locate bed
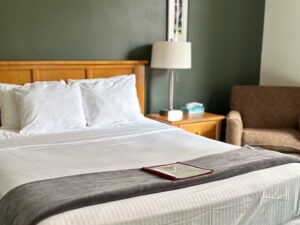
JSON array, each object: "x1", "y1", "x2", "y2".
[{"x1": 0, "y1": 61, "x2": 300, "y2": 225}]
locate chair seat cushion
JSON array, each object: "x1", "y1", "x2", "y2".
[{"x1": 242, "y1": 128, "x2": 300, "y2": 153}]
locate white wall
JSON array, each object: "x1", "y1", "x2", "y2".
[{"x1": 260, "y1": 0, "x2": 300, "y2": 86}]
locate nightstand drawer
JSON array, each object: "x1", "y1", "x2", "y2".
[
  {"x1": 146, "y1": 113, "x2": 224, "y2": 141},
  {"x1": 179, "y1": 121, "x2": 219, "y2": 140}
]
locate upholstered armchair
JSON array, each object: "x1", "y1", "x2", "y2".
[{"x1": 226, "y1": 86, "x2": 300, "y2": 153}]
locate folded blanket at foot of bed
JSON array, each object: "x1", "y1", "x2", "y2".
[{"x1": 1, "y1": 147, "x2": 299, "y2": 225}]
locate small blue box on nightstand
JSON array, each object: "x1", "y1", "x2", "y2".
[{"x1": 181, "y1": 105, "x2": 205, "y2": 114}]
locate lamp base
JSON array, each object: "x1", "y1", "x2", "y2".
[{"x1": 160, "y1": 109, "x2": 183, "y2": 122}]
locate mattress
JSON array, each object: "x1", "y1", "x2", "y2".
[{"x1": 0, "y1": 118, "x2": 300, "y2": 225}]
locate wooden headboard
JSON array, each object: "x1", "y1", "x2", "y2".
[{"x1": 0, "y1": 60, "x2": 147, "y2": 113}]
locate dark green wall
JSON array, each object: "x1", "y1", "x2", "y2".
[{"x1": 0, "y1": 0, "x2": 265, "y2": 114}]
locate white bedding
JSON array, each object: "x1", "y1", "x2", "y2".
[{"x1": 0, "y1": 118, "x2": 300, "y2": 225}]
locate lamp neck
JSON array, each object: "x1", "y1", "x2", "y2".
[{"x1": 168, "y1": 69, "x2": 174, "y2": 110}]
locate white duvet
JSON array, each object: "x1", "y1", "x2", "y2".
[{"x1": 0, "y1": 118, "x2": 300, "y2": 225}]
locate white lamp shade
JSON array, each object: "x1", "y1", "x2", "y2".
[{"x1": 151, "y1": 41, "x2": 192, "y2": 69}]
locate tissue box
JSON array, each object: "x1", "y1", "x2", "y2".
[{"x1": 181, "y1": 106, "x2": 205, "y2": 114}]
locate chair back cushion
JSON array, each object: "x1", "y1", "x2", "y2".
[{"x1": 231, "y1": 86, "x2": 300, "y2": 128}]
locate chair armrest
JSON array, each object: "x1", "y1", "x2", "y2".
[{"x1": 226, "y1": 110, "x2": 243, "y2": 146}]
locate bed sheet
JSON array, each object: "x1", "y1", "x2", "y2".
[{"x1": 0, "y1": 118, "x2": 299, "y2": 225}]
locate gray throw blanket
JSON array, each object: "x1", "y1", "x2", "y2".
[{"x1": 1, "y1": 147, "x2": 299, "y2": 225}]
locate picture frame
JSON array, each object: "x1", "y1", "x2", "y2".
[{"x1": 168, "y1": 0, "x2": 189, "y2": 42}]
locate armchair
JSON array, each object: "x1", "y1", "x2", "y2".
[{"x1": 226, "y1": 86, "x2": 300, "y2": 153}]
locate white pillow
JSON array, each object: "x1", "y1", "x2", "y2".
[
  {"x1": 14, "y1": 83, "x2": 86, "y2": 135},
  {"x1": 0, "y1": 81, "x2": 66, "y2": 129},
  {"x1": 80, "y1": 75, "x2": 143, "y2": 127},
  {"x1": 68, "y1": 74, "x2": 129, "y2": 84},
  {"x1": 0, "y1": 84, "x2": 21, "y2": 129},
  {"x1": 24, "y1": 81, "x2": 66, "y2": 88}
]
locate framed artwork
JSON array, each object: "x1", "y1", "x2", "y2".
[{"x1": 168, "y1": 0, "x2": 189, "y2": 42}]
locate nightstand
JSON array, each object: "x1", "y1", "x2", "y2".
[{"x1": 147, "y1": 113, "x2": 225, "y2": 141}]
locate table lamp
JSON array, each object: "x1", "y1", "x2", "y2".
[{"x1": 151, "y1": 41, "x2": 192, "y2": 121}]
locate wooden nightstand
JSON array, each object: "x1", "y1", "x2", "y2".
[{"x1": 147, "y1": 113, "x2": 225, "y2": 140}]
